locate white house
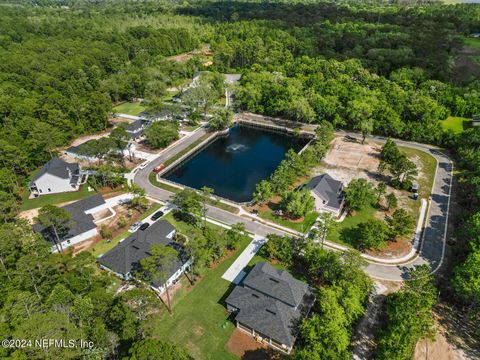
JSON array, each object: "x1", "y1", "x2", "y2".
[
  {"x1": 29, "y1": 157, "x2": 87, "y2": 197},
  {"x1": 305, "y1": 173, "x2": 345, "y2": 217},
  {"x1": 98, "y1": 220, "x2": 192, "y2": 294},
  {"x1": 33, "y1": 194, "x2": 107, "y2": 252}
]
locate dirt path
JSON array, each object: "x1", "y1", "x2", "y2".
[{"x1": 352, "y1": 281, "x2": 401, "y2": 360}]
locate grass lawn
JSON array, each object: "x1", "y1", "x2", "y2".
[
  {"x1": 463, "y1": 36, "x2": 480, "y2": 49},
  {"x1": 257, "y1": 208, "x2": 318, "y2": 233},
  {"x1": 148, "y1": 172, "x2": 240, "y2": 214},
  {"x1": 440, "y1": 116, "x2": 472, "y2": 133},
  {"x1": 20, "y1": 184, "x2": 95, "y2": 211},
  {"x1": 164, "y1": 132, "x2": 211, "y2": 167},
  {"x1": 328, "y1": 205, "x2": 377, "y2": 247},
  {"x1": 113, "y1": 102, "x2": 146, "y2": 116},
  {"x1": 91, "y1": 203, "x2": 162, "y2": 257},
  {"x1": 148, "y1": 218, "x2": 252, "y2": 360}
]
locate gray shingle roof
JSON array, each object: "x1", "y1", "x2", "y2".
[
  {"x1": 242, "y1": 262, "x2": 309, "y2": 308},
  {"x1": 33, "y1": 194, "x2": 105, "y2": 243},
  {"x1": 227, "y1": 286, "x2": 300, "y2": 347},
  {"x1": 305, "y1": 173, "x2": 343, "y2": 210},
  {"x1": 30, "y1": 157, "x2": 79, "y2": 184},
  {"x1": 126, "y1": 120, "x2": 148, "y2": 133},
  {"x1": 98, "y1": 220, "x2": 184, "y2": 280},
  {"x1": 225, "y1": 262, "x2": 314, "y2": 348}
]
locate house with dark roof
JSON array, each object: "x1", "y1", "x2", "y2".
[
  {"x1": 473, "y1": 115, "x2": 480, "y2": 127},
  {"x1": 126, "y1": 119, "x2": 150, "y2": 139},
  {"x1": 98, "y1": 220, "x2": 192, "y2": 294},
  {"x1": 225, "y1": 262, "x2": 315, "y2": 354},
  {"x1": 33, "y1": 194, "x2": 107, "y2": 252},
  {"x1": 29, "y1": 157, "x2": 88, "y2": 197},
  {"x1": 305, "y1": 173, "x2": 345, "y2": 217}
]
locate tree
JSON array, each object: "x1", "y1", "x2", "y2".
[
  {"x1": 0, "y1": 191, "x2": 18, "y2": 223},
  {"x1": 279, "y1": 189, "x2": 315, "y2": 219},
  {"x1": 355, "y1": 219, "x2": 390, "y2": 250},
  {"x1": 315, "y1": 212, "x2": 334, "y2": 248},
  {"x1": 36, "y1": 205, "x2": 71, "y2": 252},
  {"x1": 253, "y1": 180, "x2": 272, "y2": 203},
  {"x1": 110, "y1": 126, "x2": 130, "y2": 165},
  {"x1": 375, "y1": 265, "x2": 437, "y2": 360},
  {"x1": 139, "y1": 244, "x2": 179, "y2": 314},
  {"x1": 129, "y1": 184, "x2": 149, "y2": 211},
  {"x1": 389, "y1": 154, "x2": 418, "y2": 188},
  {"x1": 385, "y1": 192, "x2": 398, "y2": 210},
  {"x1": 200, "y1": 186, "x2": 214, "y2": 228},
  {"x1": 144, "y1": 121, "x2": 179, "y2": 149},
  {"x1": 344, "y1": 179, "x2": 377, "y2": 211},
  {"x1": 387, "y1": 209, "x2": 415, "y2": 238},
  {"x1": 261, "y1": 234, "x2": 295, "y2": 267},
  {"x1": 171, "y1": 189, "x2": 203, "y2": 225},
  {"x1": 225, "y1": 223, "x2": 247, "y2": 250},
  {"x1": 127, "y1": 338, "x2": 193, "y2": 360},
  {"x1": 209, "y1": 108, "x2": 233, "y2": 131},
  {"x1": 376, "y1": 182, "x2": 387, "y2": 203},
  {"x1": 348, "y1": 99, "x2": 374, "y2": 144}
]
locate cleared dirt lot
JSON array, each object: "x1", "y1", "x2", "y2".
[{"x1": 319, "y1": 136, "x2": 427, "y2": 216}]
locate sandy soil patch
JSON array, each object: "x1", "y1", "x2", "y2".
[
  {"x1": 226, "y1": 329, "x2": 280, "y2": 359},
  {"x1": 69, "y1": 130, "x2": 111, "y2": 147},
  {"x1": 18, "y1": 208, "x2": 39, "y2": 223}
]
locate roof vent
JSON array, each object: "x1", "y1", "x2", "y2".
[
  {"x1": 132, "y1": 245, "x2": 140, "y2": 250},
  {"x1": 266, "y1": 309, "x2": 276, "y2": 315},
  {"x1": 251, "y1": 293, "x2": 259, "y2": 299},
  {"x1": 269, "y1": 277, "x2": 280, "y2": 284}
]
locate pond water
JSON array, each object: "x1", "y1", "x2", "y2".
[{"x1": 163, "y1": 124, "x2": 309, "y2": 202}]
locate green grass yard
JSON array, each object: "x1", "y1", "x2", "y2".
[
  {"x1": 327, "y1": 205, "x2": 377, "y2": 247},
  {"x1": 20, "y1": 184, "x2": 95, "y2": 211},
  {"x1": 113, "y1": 102, "x2": 146, "y2": 116},
  {"x1": 148, "y1": 217, "x2": 252, "y2": 360},
  {"x1": 440, "y1": 116, "x2": 472, "y2": 133},
  {"x1": 257, "y1": 209, "x2": 318, "y2": 233},
  {"x1": 164, "y1": 132, "x2": 212, "y2": 167},
  {"x1": 463, "y1": 36, "x2": 480, "y2": 49}
]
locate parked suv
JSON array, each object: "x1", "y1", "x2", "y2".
[
  {"x1": 151, "y1": 210, "x2": 164, "y2": 221},
  {"x1": 139, "y1": 222, "x2": 150, "y2": 231}
]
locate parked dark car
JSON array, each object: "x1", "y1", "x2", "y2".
[
  {"x1": 151, "y1": 210, "x2": 164, "y2": 221},
  {"x1": 139, "y1": 223, "x2": 150, "y2": 231}
]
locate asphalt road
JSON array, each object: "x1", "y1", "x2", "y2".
[{"x1": 134, "y1": 130, "x2": 453, "y2": 281}]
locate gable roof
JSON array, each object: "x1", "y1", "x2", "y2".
[
  {"x1": 98, "y1": 220, "x2": 182, "y2": 278},
  {"x1": 242, "y1": 262, "x2": 309, "y2": 308},
  {"x1": 30, "y1": 157, "x2": 79, "y2": 184},
  {"x1": 305, "y1": 173, "x2": 343, "y2": 210},
  {"x1": 33, "y1": 194, "x2": 105, "y2": 243},
  {"x1": 126, "y1": 119, "x2": 148, "y2": 133}
]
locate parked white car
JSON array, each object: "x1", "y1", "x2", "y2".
[{"x1": 129, "y1": 221, "x2": 142, "y2": 232}]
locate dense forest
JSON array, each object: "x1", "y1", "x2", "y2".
[{"x1": 0, "y1": 0, "x2": 479, "y2": 358}]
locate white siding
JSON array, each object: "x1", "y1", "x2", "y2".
[
  {"x1": 32, "y1": 173, "x2": 77, "y2": 195},
  {"x1": 51, "y1": 227, "x2": 98, "y2": 252}
]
